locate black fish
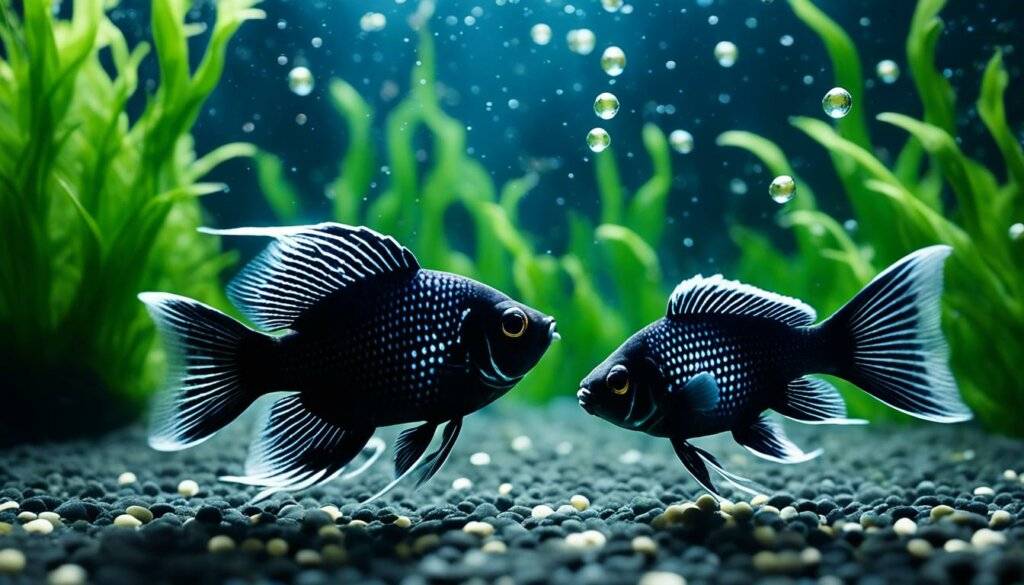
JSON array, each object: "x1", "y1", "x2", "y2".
[
  {"x1": 140, "y1": 223, "x2": 557, "y2": 502},
  {"x1": 577, "y1": 246, "x2": 971, "y2": 496}
]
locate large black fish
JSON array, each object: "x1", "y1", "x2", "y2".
[
  {"x1": 140, "y1": 223, "x2": 557, "y2": 501},
  {"x1": 577, "y1": 246, "x2": 971, "y2": 496}
]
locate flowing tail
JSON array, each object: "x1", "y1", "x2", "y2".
[
  {"x1": 818, "y1": 245, "x2": 972, "y2": 422},
  {"x1": 139, "y1": 293, "x2": 277, "y2": 451}
]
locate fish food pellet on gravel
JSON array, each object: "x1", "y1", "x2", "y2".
[{"x1": 0, "y1": 404, "x2": 1021, "y2": 584}]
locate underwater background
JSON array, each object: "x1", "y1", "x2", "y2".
[
  {"x1": 2, "y1": 1, "x2": 1024, "y2": 584},
  {"x1": 3, "y1": 0, "x2": 1022, "y2": 441}
]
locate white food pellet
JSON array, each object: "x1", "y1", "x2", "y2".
[
  {"x1": 0, "y1": 501, "x2": 18, "y2": 512},
  {"x1": 482, "y1": 540, "x2": 507, "y2": 554},
  {"x1": 893, "y1": 517, "x2": 917, "y2": 536},
  {"x1": 47, "y1": 563, "x2": 87, "y2": 585},
  {"x1": 990, "y1": 510, "x2": 1013, "y2": 528},
  {"x1": 511, "y1": 435, "x2": 532, "y2": 452},
  {"x1": 973, "y1": 486, "x2": 995, "y2": 497},
  {"x1": 0, "y1": 549, "x2": 27, "y2": 573},
  {"x1": 24, "y1": 518, "x2": 55, "y2": 534},
  {"x1": 113, "y1": 515, "x2": 141, "y2": 529},
  {"x1": 531, "y1": 505, "x2": 555, "y2": 519},
  {"x1": 462, "y1": 521, "x2": 495, "y2": 537},
  {"x1": 117, "y1": 472, "x2": 137, "y2": 486},
  {"x1": 971, "y1": 528, "x2": 1007, "y2": 549},
  {"x1": 498, "y1": 483, "x2": 513, "y2": 495},
  {"x1": 451, "y1": 477, "x2": 473, "y2": 490},
  {"x1": 177, "y1": 479, "x2": 200, "y2": 497},
  {"x1": 631, "y1": 535, "x2": 658, "y2": 555},
  {"x1": 469, "y1": 452, "x2": 491, "y2": 466},
  {"x1": 570, "y1": 494, "x2": 590, "y2": 511},
  {"x1": 638, "y1": 571, "x2": 686, "y2": 585}
]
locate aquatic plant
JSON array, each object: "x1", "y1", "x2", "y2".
[
  {"x1": 255, "y1": 27, "x2": 674, "y2": 403},
  {"x1": 0, "y1": 0, "x2": 261, "y2": 441},
  {"x1": 717, "y1": 0, "x2": 1023, "y2": 434}
]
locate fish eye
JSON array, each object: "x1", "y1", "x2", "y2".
[
  {"x1": 501, "y1": 307, "x2": 528, "y2": 338},
  {"x1": 606, "y1": 364, "x2": 630, "y2": 395}
]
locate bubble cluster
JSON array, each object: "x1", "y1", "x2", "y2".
[
  {"x1": 359, "y1": 12, "x2": 386, "y2": 32},
  {"x1": 769, "y1": 175, "x2": 796, "y2": 204},
  {"x1": 822, "y1": 87, "x2": 853, "y2": 119},
  {"x1": 288, "y1": 66, "x2": 314, "y2": 96},
  {"x1": 587, "y1": 128, "x2": 611, "y2": 153},
  {"x1": 593, "y1": 92, "x2": 620, "y2": 120},
  {"x1": 876, "y1": 60, "x2": 900, "y2": 84},
  {"x1": 714, "y1": 41, "x2": 738, "y2": 68},
  {"x1": 669, "y1": 130, "x2": 694, "y2": 154},
  {"x1": 601, "y1": 46, "x2": 626, "y2": 76},
  {"x1": 567, "y1": 28, "x2": 596, "y2": 55},
  {"x1": 531, "y1": 23, "x2": 552, "y2": 45}
]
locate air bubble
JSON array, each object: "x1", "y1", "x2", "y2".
[
  {"x1": 669, "y1": 130, "x2": 694, "y2": 154},
  {"x1": 876, "y1": 60, "x2": 900, "y2": 84},
  {"x1": 822, "y1": 87, "x2": 853, "y2": 119},
  {"x1": 714, "y1": 41, "x2": 738, "y2": 67},
  {"x1": 601, "y1": 46, "x2": 626, "y2": 76},
  {"x1": 531, "y1": 23, "x2": 552, "y2": 45},
  {"x1": 1010, "y1": 222, "x2": 1024, "y2": 241},
  {"x1": 567, "y1": 28, "x2": 596, "y2": 55},
  {"x1": 359, "y1": 12, "x2": 387, "y2": 32},
  {"x1": 769, "y1": 175, "x2": 796, "y2": 204},
  {"x1": 593, "y1": 92, "x2": 620, "y2": 120},
  {"x1": 601, "y1": 0, "x2": 623, "y2": 12},
  {"x1": 587, "y1": 128, "x2": 611, "y2": 153},
  {"x1": 288, "y1": 66, "x2": 314, "y2": 96}
]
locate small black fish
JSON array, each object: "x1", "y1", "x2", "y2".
[
  {"x1": 577, "y1": 246, "x2": 971, "y2": 496},
  {"x1": 140, "y1": 223, "x2": 557, "y2": 501}
]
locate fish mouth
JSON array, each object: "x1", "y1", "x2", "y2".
[
  {"x1": 576, "y1": 386, "x2": 594, "y2": 414},
  {"x1": 547, "y1": 319, "x2": 560, "y2": 341}
]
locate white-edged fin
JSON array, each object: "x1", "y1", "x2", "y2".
[
  {"x1": 201, "y1": 223, "x2": 419, "y2": 331},
  {"x1": 776, "y1": 377, "x2": 867, "y2": 425},
  {"x1": 669, "y1": 438, "x2": 764, "y2": 499},
  {"x1": 361, "y1": 417, "x2": 463, "y2": 504},
  {"x1": 823, "y1": 245, "x2": 972, "y2": 423},
  {"x1": 667, "y1": 275, "x2": 816, "y2": 327},
  {"x1": 732, "y1": 415, "x2": 822, "y2": 464},
  {"x1": 139, "y1": 292, "x2": 266, "y2": 451},
  {"x1": 219, "y1": 394, "x2": 375, "y2": 503}
]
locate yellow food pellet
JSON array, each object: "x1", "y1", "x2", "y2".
[
  {"x1": 266, "y1": 538, "x2": 289, "y2": 557},
  {"x1": 295, "y1": 549, "x2": 321, "y2": 566},
  {"x1": 570, "y1": 495, "x2": 590, "y2": 511},
  {"x1": 177, "y1": 479, "x2": 200, "y2": 497},
  {"x1": 0, "y1": 549, "x2": 27, "y2": 574},
  {"x1": 393, "y1": 515, "x2": 412, "y2": 529},
  {"x1": 47, "y1": 563, "x2": 87, "y2": 585},
  {"x1": 631, "y1": 535, "x2": 658, "y2": 555},
  {"x1": 462, "y1": 521, "x2": 495, "y2": 538},
  {"x1": 482, "y1": 540, "x2": 508, "y2": 554},
  {"x1": 113, "y1": 515, "x2": 141, "y2": 529},
  {"x1": 207, "y1": 535, "x2": 236, "y2": 553},
  {"x1": 125, "y1": 506, "x2": 153, "y2": 524}
]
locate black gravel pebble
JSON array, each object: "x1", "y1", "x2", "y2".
[{"x1": 0, "y1": 402, "x2": 1022, "y2": 585}]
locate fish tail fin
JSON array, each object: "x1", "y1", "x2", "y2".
[
  {"x1": 817, "y1": 245, "x2": 972, "y2": 423},
  {"x1": 139, "y1": 292, "x2": 277, "y2": 451}
]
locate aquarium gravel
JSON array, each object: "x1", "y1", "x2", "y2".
[{"x1": 0, "y1": 403, "x2": 1021, "y2": 585}]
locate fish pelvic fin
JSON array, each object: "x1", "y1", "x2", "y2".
[
  {"x1": 139, "y1": 292, "x2": 276, "y2": 451},
  {"x1": 815, "y1": 245, "x2": 973, "y2": 423},
  {"x1": 669, "y1": 438, "x2": 765, "y2": 499}
]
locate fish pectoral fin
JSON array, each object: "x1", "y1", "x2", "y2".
[
  {"x1": 775, "y1": 376, "x2": 868, "y2": 425},
  {"x1": 394, "y1": 422, "x2": 438, "y2": 478},
  {"x1": 681, "y1": 372, "x2": 721, "y2": 413},
  {"x1": 219, "y1": 394, "x2": 376, "y2": 503},
  {"x1": 732, "y1": 415, "x2": 822, "y2": 464}
]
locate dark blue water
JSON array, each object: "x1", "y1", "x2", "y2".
[{"x1": 112, "y1": 0, "x2": 1022, "y2": 277}]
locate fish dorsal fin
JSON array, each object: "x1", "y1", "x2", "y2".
[
  {"x1": 666, "y1": 275, "x2": 816, "y2": 327},
  {"x1": 202, "y1": 223, "x2": 420, "y2": 331}
]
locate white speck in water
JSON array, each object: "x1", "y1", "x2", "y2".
[
  {"x1": 876, "y1": 59, "x2": 900, "y2": 84},
  {"x1": 288, "y1": 66, "x2": 314, "y2": 96},
  {"x1": 511, "y1": 435, "x2": 533, "y2": 452},
  {"x1": 469, "y1": 452, "x2": 491, "y2": 466},
  {"x1": 601, "y1": 0, "x2": 623, "y2": 13},
  {"x1": 730, "y1": 178, "x2": 748, "y2": 195},
  {"x1": 600, "y1": 46, "x2": 626, "y2": 76},
  {"x1": 714, "y1": 41, "x2": 738, "y2": 67},
  {"x1": 531, "y1": 23, "x2": 552, "y2": 45},
  {"x1": 665, "y1": 60, "x2": 676, "y2": 70},
  {"x1": 822, "y1": 87, "x2": 853, "y2": 118},
  {"x1": 295, "y1": 113, "x2": 307, "y2": 125},
  {"x1": 277, "y1": 54, "x2": 288, "y2": 66},
  {"x1": 619, "y1": 449, "x2": 642, "y2": 464},
  {"x1": 359, "y1": 12, "x2": 387, "y2": 32},
  {"x1": 780, "y1": 34, "x2": 794, "y2": 47},
  {"x1": 566, "y1": 28, "x2": 596, "y2": 55},
  {"x1": 593, "y1": 92, "x2": 620, "y2": 120},
  {"x1": 311, "y1": 37, "x2": 322, "y2": 48},
  {"x1": 669, "y1": 129, "x2": 694, "y2": 154},
  {"x1": 507, "y1": 98, "x2": 520, "y2": 110},
  {"x1": 276, "y1": 19, "x2": 287, "y2": 30},
  {"x1": 555, "y1": 441, "x2": 574, "y2": 455},
  {"x1": 769, "y1": 175, "x2": 796, "y2": 204},
  {"x1": 1010, "y1": 222, "x2": 1024, "y2": 241},
  {"x1": 586, "y1": 127, "x2": 611, "y2": 153},
  {"x1": 242, "y1": 122, "x2": 255, "y2": 133}
]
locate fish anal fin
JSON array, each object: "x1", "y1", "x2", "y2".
[
  {"x1": 670, "y1": 437, "x2": 720, "y2": 495},
  {"x1": 414, "y1": 418, "x2": 463, "y2": 488},
  {"x1": 394, "y1": 422, "x2": 437, "y2": 478},
  {"x1": 776, "y1": 376, "x2": 867, "y2": 425},
  {"x1": 219, "y1": 394, "x2": 375, "y2": 502},
  {"x1": 732, "y1": 415, "x2": 822, "y2": 464}
]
